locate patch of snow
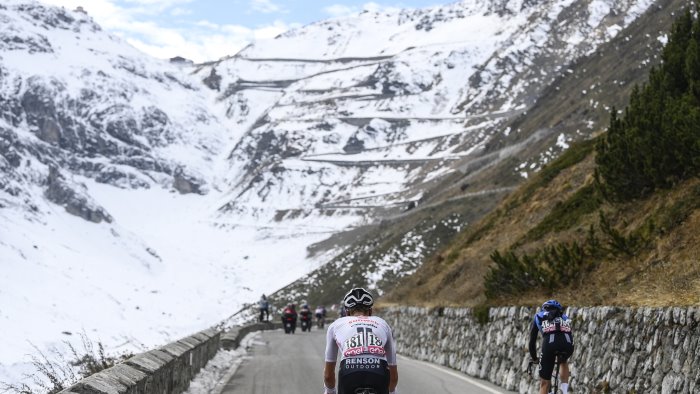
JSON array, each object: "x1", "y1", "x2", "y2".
[
  {"x1": 184, "y1": 331, "x2": 261, "y2": 394},
  {"x1": 556, "y1": 133, "x2": 570, "y2": 150}
]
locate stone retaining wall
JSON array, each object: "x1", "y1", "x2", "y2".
[
  {"x1": 55, "y1": 319, "x2": 288, "y2": 394},
  {"x1": 381, "y1": 306, "x2": 700, "y2": 393},
  {"x1": 221, "y1": 321, "x2": 281, "y2": 350},
  {"x1": 58, "y1": 327, "x2": 220, "y2": 394}
]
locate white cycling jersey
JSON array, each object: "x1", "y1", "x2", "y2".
[{"x1": 325, "y1": 315, "x2": 397, "y2": 366}]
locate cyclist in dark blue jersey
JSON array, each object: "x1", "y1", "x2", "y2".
[{"x1": 529, "y1": 300, "x2": 574, "y2": 394}]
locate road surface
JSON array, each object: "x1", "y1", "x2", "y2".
[{"x1": 221, "y1": 328, "x2": 514, "y2": 394}]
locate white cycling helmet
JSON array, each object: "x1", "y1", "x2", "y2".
[{"x1": 343, "y1": 287, "x2": 374, "y2": 309}]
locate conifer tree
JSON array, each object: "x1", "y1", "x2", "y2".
[{"x1": 596, "y1": 7, "x2": 700, "y2": 200}]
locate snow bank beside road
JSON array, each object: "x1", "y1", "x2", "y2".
[{"x1": 185, "y1": 332, "x2": 261, "y2": 394}]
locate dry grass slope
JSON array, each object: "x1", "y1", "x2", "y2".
[{"x1": 387, "y1": 138, "x2": 700, "y2": 307}]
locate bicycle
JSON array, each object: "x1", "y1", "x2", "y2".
[
  {"x1": 527, "y1": 352, "x2": 567, "y2": 394},
  {"x1": 353, "y1": 389, "x2": 377, "y2": 394}
]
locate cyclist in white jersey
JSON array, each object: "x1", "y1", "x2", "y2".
[{"x1": 323, "y1": 288, "x2": 398, "y2": 394}]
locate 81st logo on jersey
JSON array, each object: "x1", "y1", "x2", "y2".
[{"x1": 343, "y1": 328, "x2": 385, "y2": 357}]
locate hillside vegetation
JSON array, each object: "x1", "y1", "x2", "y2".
[
  {"x1": 388, "y1": 5, "x2": 700, "y2": 308},
  {"x1": 272, "y1": 0, "x2": 689, "y2": 309}
]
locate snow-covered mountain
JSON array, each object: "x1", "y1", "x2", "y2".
[
  {"x1": 0, "y1": 0, "x2": 348, "y2": 385},
  {"x1": 0, "y1": 0, "x2": 658, "y2": 386},
  {"x1": 196, "y1": 0, "x2": 655, "y2": 220}
]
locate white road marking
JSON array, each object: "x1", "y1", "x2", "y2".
[{"x1": 398, "y1": 355, "x2": 506, "y2": 394}]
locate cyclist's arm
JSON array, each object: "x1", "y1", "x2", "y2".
[
  {"x1": 324, "y1": 324, "x2": 338, "y2": 391},
  {"x1": 385, "y1": 324, "x2": 398, "y2": 392},
  {"x1": 528, "y1": 319, "x2": 539, "y2": 360},
  {"x1": 388, "y1": 365, "x2": 398, "y2": 393},
  {"x1": 323, "y1": 361, "x2": 336, "y2": 392}
]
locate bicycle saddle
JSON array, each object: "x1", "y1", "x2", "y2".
[{"x1": 354, "y1": 388, "x2": 378, "y2": 394}]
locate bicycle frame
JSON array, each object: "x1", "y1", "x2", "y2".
[
  {"x1": 526, "y1": 354, "x2": 564, "y2": 394},
  {"x1": 550, "y1": 355, "x2": 560, "y2": 394}
]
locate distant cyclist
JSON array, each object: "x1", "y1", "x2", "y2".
[
  {"x1": 323, "y1": 288, "x2": 398, "y2": 394},
  {"x1": 258, "y1": 294, "x2": 269, "y2": 322},
  {"x1": 315, "y1": 305, "x2": 327, "y2": 328},
  {"x1": 529, "y1": 300, "x2": 574, "y2": 394}
]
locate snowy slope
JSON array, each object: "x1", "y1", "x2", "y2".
[
  {"x1": 198, "y1": 0, "x2": 656, "y2": 221},
  {"x1": 0, "y1": 1, "x2": 352, "y2": 387},
  {"x1": 0, "y1": 0, "x2": 658, "y2": 388}
]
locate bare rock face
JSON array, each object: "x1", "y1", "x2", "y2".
[
  {"x1": 172, "y1": 167, "x2": 204, "y2": 195},
  {"x1": 0, "y1": 1, "x2": 231, "y2": 226},
  {"x1": 202, "y1": 68, "x2": 222, "y2": 91},
  {"x1": 20, "y1": 78, "x2": 63, "y2": 145},
  {"x1": 45, "y1": 166, "x2": 112, "y2": 223}
]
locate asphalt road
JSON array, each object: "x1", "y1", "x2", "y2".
[{"x1": 221, "y1": 328, "x2": 514, "y2": 394}]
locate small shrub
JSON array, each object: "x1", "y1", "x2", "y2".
[
  {"x1": 472, "y1": 304, "x2": 490, "y2": 325},
  {"x1": 486, "y1": 239, "x2": 596, "y2": 298},
  {"x1": 485, "y1": 250, "x2": 547, "y2": 298},
  {"x1": 598, "y1": 211, "x2": 642, "y2": 256},
  {"x1": 0, "y1": 333, "x2": 132, "y2": 394},
  {"x1": 585, "y1": 224, "x2": 603, "y2": 258}
]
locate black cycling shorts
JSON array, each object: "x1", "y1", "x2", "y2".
[
  {"x1": 539, "y1": 332, "x2": 574, "y2": 380},
  {"x1": 337, "y1": 358, "x2": 389, "y2": 394}
]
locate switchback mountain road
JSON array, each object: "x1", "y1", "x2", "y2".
[{"x1": 220, "y1": 328, "x2": 514, "y2": 394}]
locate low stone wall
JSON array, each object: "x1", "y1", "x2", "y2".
[
  {"x1": 221, "y1": 321, "x2": 281, "y2": 350},
  {"x1": 58, "y1": 327, "x2": 220, "y2": 394},
  {"x1": 57, "y1": 320, "x2": 286, "y2": 394},
  {"x1": 381, "y1": 306, "x2": 700, "y2": 393}
]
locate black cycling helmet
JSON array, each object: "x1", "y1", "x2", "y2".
[
  {"x1": 343, "y1": 287, "x2": 374, "y2": 309},
  {"x1": 542, "y1": 299, "x2": 563, "y2": 311}
]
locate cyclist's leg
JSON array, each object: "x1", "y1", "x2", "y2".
[
  {"x1": 558, "y1": 334, "x2": 574, "y2": 394},
  {"x1": 560, "y1": 362, "x2": 569, "y2": 386},
  {"x1": 558, "y1": 354, "x2": 573, "y2": 393},
  {"x1": 539, "y1": 335, "x2": 556, "y2": 394},
  {"x1": 538, "y1": 353, "x2": 552, "y2": 394}
]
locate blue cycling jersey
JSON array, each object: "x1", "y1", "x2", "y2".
[
  {"x1": 534, "y1": 311, "x2": 572, "y2": 334},
  {"x1": 529, "y1": 310, "x2": 574, "y2": 359}
]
